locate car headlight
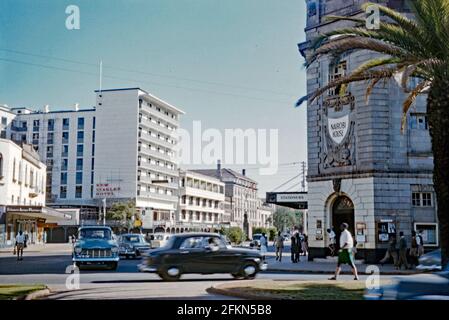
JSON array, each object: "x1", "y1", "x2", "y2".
[
  {"x1": 111, "y1": 247, "x2": 119, "y2": 253},
  {"x1": 74, "y1": 246, "x2": 82, "y2": 254}
]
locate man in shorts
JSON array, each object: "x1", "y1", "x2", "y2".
[{"x1": 329, "y1": 223, "x2": 359, "y2": 280}]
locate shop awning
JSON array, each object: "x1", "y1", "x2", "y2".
[{"x1": 5, "y1": 205, "x2": 72, "y2": 222}]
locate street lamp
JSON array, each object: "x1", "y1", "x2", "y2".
[{"x1": 102, "y1": 198, "x2": 106, "y2": 226}]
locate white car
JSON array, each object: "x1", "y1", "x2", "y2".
[{"x1": 150, "y1": 233, "x2": 171, "y2": 248}]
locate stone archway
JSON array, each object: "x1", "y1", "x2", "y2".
[{"x1": 331, "y1": 195, "x2": 355, "y2": 249}]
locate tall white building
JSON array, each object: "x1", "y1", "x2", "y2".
[
  {"x1": 2, "y1": 88, "x2": 184, "y2": 229},
  {"x1": 176, "y1": 170, "x2": 225, "y2": 233}
]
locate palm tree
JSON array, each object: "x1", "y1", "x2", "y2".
[{"x1": 299, "y1": 0, "x2": 449, "y2": 268}]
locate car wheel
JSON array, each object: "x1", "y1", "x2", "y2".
[
  {"x1": 239, "y1": 262, "x2": 258, "y2": 279},
  {"x1": 159, "y1": 266, "x2": 181, "y2": 281},
  {"x1": 231, "y1": 273, "x2": 244, "y2": 280}
]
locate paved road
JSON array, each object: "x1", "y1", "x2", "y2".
[{"x1": 0, "y1": 245, "x2": 398, "y2": 300}]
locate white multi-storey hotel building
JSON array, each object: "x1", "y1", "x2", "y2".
[{"x1": 1, "y1": 88, "x2": 184, "y2": 231}]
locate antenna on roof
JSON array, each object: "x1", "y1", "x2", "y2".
[{"x1": 99, "y1": 60, "x2": 103, "y2": 94}]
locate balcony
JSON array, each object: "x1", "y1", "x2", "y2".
[
  {"x1": 11, "y1": 126, "x2": 27, "y2": 132},
  {"x1": 139, "y1": 146, "x2": 174, "y2": 162},
  {"x1": 139, "y1": 118, "x2": 174, "y2": 136},
  {"x1": 139, "y1": 161, "x2": 178, "y2": 176},
  {"x1": 138, "y1": 175, "x2": 178, "y2": 189},
  {"x1": 139, "y1": 131, "x2": 175, "y2": 149},
  {"x1": 138, "y1": 190, "x2": 178, "y2": 203},
  {"x1": 139, "y1": 102, "x2": 179, "y2": 127}
]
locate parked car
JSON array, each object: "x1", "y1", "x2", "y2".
[
  {"x1": 250, "y1": 233, "x2": 262, "y2": 248},
  {"x1": 365, "y1": 268, "x2": 449, "y2": 300},
  {"x1": 417, "y1": 249, "x2": 442, "y2": 271},
  {"x1": 72, "y1": 226, "x2": 120, "y2": 270},
  {"x1": 138, "y1": 232, "x2": 267, "y2": 281},
  {"x1": 118, "y1": 233, "x2": 151, "y2": 259},
  {"x1": 150, "y1": 233, "x2": 171, "y2": 248}
]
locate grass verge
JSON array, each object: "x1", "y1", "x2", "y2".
[{"x1": 0, "y1": 284, "x2": 47, "y2": 300}]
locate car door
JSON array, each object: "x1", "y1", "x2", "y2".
[
  {"x1": 177, "y1": 236, "x2": 211, "y2": 273},
  {"x1": 200, "y1": 236, "x2": 236, "y2": 273}
]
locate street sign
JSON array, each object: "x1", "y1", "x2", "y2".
[{"x1": 266, "y1": 192, "x2": 308, "y2": 209}]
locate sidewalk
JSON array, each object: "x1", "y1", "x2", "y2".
[
  {"x1": 0, "y1": 243, "x2": 72, "y2": 255},
  {"x1": 264, "y1": 254, "x2": 420, "y2": 275}
]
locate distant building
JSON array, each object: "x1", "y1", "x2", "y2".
[
  {"x1": 193, "y1": 161, "x2": 258, "y2": 238},
  {"x1": 256, "y1": 199, "x2": 275, "y2": 229},
  {"x1": 175, "y1": 170, "x2": 225, "y2": 233},
  {"x1": 0, "y1": 138, "x2": 70, "y2": 246},
  {"x1": 1, "y1": 88, "x2": 185, "y2": 230}
]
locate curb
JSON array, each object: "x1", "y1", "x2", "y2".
[
  {"x1": 15, "y1": 288, "x2": 51, "y2": 301},
  {"x1": 265, "y1": 268, "x2": 420, "y2": 276},
  {"x1": 206, "y1": 286, "x2": 280, "y2": 300}
]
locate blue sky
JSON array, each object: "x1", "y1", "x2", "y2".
[{"x1": 0, "y1": 0, "x2": 308, "y2": 195}]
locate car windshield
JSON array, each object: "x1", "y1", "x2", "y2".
[
  {"x1": 79, "y1": 228, "x2": 112, "y2": 240},
  {"x1": 253, "y1": 235, "x2": 262, "y2": 240},
  {"x1": 123, "y1": 235, "x2": 144, "y2": 243}
]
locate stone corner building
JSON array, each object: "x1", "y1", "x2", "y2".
[{"x1": 299, "y1": 0, "x2": 438, "y2": 263}]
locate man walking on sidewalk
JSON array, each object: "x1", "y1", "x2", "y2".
[
  {"x1": 397, "y1": 231, "x2": 409, "y2": 270},
  {"x1": 15, "y1": 230, "x2": 25, "y2": 261},
  {"x1": 275, "y1": 231, "x2": 284, "y2": 262},
  {"x1": 380, "y1": 234, "x2": 398, "y2": 266},
  {"x1": 329, "y1": 223, "x2": 359, "y2": 280}
]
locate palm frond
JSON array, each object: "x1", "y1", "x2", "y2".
[{"x1": 401, "y1": 80, "x2": 431, "y2": 132}]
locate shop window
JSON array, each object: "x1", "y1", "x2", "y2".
[{"x1": 414, "y1": 223, "x2": 438, "y2": 246}]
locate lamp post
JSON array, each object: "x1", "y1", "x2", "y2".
[{"x1": 102, "y1": 198, "x2": 106, "y2": 226}]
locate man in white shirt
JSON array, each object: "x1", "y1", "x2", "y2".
[
  {"x1": 15, "y1": 230, "x2": 25, "y2": 261},
  {"x1": 329, "y1": 223, "x2": 359, "y2": 280}
]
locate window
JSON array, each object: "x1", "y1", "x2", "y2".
[
  {"x1": 76, "y1": 158, "x2": 83, "y2": 171},
  {"x1": 48, "y1": 119, "x2": 55, "y2": 131},
  {"x1": 409, "y1": 113, "x2": 428, "y2": 130},
  {"x1": 91, "y1": 171, "x2": 94, "y2": 184},
  {"x1": 0, "y1": 131, "x2": 6, "y2": 139},
  {"x1": 77, "y1": 117, "x2": 84, "y2": 130},
  {"x1": 77, "y1": 144, "x2": 84, "y2": 156},
  {"x1": 47, "y1": 132, "x2": 54, "y2": 144},
  {"x1": 92, "y1": 117, "x2": 96, "y2": 129},
  {"x1": 92, "y1": 144, "x2": 95, "y2": 156},
  {"x1": 62, "y1": 131, "x2": 69, "y2": 143},
  {"x1": 412, "y1": 192, "x2": 433, "y2": 207},
  {"x1": 91, "y1": 158, "x2": 94, "y2": 170},
  {"x1": 0, "y1": 153, "x2": 3, "y2": 177},
  {"x1": 61, "y1": 159, "x2": 68, "y2": 171},
  {"x1": 1, "y1": 117, "x2": 7, "y2": 125},
  {"x1": 47, "y1": 146, "x2": 53, "y2": 158},
  {"x1": 62, "y1": 118, "x2": 70, "y2": 130},
  {"x1": 62, "y1": 145, "x2": 69, "y2": 157},
  {"x1": 33, "y1": 120, "x2": 39, "y2": 132},
  {"x1": 75, "y1": 186, "x2": 82, "y2": 198},
  {"x1": 60, "y1": 186, "x2": 67, "y2": 198},
  {"x1": 32, "y1": 133, "x2": 39, "y2": 145},
  {"x1": 76, "y1": 172, "x2": 83, "y2": 184},
  {"x1": 414, "y1": 223, "x2": 438, "y2": 246},
  {"x1": 307, "y1": 1, "x2": 317, "y2": 17},
  {"x1": 77, "y1": 131, "x2": 84, "y2": 143},
  {"x1": 60, "y1": 172, "x2": 67, "y2": 185},
  {"x1": 92, "y1": 130, "x2": 95, "y2": 143},
  {"x1": 328, "y1": 61, "x2": 347, "y2": 96}
]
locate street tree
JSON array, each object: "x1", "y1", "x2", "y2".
[
  {"x1": 299, "y1": 0, "x2": 449, "y2": 268},
  {"x1": 106, "y1": 200, "x2": 139, "y2": 233}
]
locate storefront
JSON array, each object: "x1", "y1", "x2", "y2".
[{"x1": 1, "y1": 205, "x2": 71, "y2": 247}]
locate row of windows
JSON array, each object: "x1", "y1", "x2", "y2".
[
  {"x1": 139, "y1": 113, "x2": 176, "y2": 132},
  {"x1": 138, "y1": 142, "x2": 174, "y2": 158},
  {"x1": 23, "y1": 117, "x2": 94, "y2": 132},
  {"x1": 180, "y1": 210, "x2": 219, "y2": 222},
  {"x1": 60, "y1": 185, "x2": 84, "y2": 199},
  {"x1": 181, "y1": 196, "x2": 221, "y2": 209},
  {"x1": 139, "y1": 100, "x2": 178, "y2": 121},
  {"x1": 180, "y1": 178, "x2": 224, "y2": 194},
  {"x1": 138, "y1": 127, "x2": 176, "y2": 145}
]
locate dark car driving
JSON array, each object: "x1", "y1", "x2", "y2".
[
  {"x1": 118, "y1": 233, "x2": 151, "y2": 259},
  {"x1": 138, "y1": 232, "x2": 267, "y2": 281}
]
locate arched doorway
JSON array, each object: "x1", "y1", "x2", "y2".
[{"x1": 331, "y1": 196, "x2": 355, "y2": 249}]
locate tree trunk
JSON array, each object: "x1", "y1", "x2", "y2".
[{"x1": 427, "y1": 78, "x2": 449, "y2": 269}]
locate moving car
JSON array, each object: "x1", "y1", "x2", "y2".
[
  {"x1": 365, "y1": 267, "x2": 449, "y2": 300},
  {"x1": 150, "y1": 233, "x2": 171, "y2": 248},
  {"x1": 417, "y1": 249, "x2": 442, "y2": 271},
  {"x1": 118, "y1": 233, "x2": 151, "y2": 259},
  {"x1": 250, "y1": 233, "x2": 263, "y2": 248},
  {"x1": 138, "y1": 232, "x2": 267, "y2": 281},
  {"x1": 72, "y1": 226, "x2": 120, "y2": 270}
]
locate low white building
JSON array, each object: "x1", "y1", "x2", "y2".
[
  {"x1": 0, "y1": 139, "x2": 70, "y2": 246},
  {"x1": 256, "y1": 199, "x2": 275, "y2": 229},
  {"x1": 175, "y1": 170, "x2": 225, "y2": 233}
]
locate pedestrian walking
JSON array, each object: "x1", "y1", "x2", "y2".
[
  {"x1": 24, "y1": 231, "x2": 29, "y2": 249},
  {"x1": 293, "y1": 233, "x2": 301, "y2": 263},
  {"x1": 379, "y1": 234, "x2": 398, "y2": 266},
  {"x1": 290, "y1": 233, "x2": 298, "y2": 263},
  {"x1": 275, "y1": 231, "x2": 284, "y2": 262},
  {"x1": 417, "y1": 230, "x2": 424, "y2": 257},
  {"x1": 410, "y1": 231, "x2": 419, "y2": 268},
  {"x1": 327, "y1": 228, "x2": 336, "y2": 257},
  {"x1": 302, "y1": 233, "x2": 309, "y2": 256},
  {"x1": 397, "y1": 231, "x2": 409, "y2": 270},
  {"x1": 329, "y1": 223, "x2": 359, "y2": 280},
  {"x1": 15, "y1": 230, "x2": 25, "y2": 261},
  {"x1": 260, "y1": 233, "x2": 268, "y2": 262}
]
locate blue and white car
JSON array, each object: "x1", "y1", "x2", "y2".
[{"x1": 72, "y1": 226, "x2": 120, "y2": 270}]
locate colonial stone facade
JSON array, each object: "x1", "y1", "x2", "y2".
[{"x1": 299, "y1": 0, "x2": 438, "y2": 262}]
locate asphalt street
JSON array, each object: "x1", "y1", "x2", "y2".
[{"x1": 0, "y1": 245, "x2": 398, "y2": 300}]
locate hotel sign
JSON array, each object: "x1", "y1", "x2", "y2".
[{"x1": 95, "y1": 183, "x2": 121, "y2": 198}]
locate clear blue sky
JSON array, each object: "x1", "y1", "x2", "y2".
[{"x1": 0, "y1": 0, "x2": 308, "y2": 196}]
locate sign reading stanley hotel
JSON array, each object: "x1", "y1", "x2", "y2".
[{"x1": 95, "y1": 183, "x2": 121, "y2": 198}]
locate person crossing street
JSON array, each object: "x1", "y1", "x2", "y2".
[{"x1": 329, "y1": 223, "x2": 359, "y2": 281}]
